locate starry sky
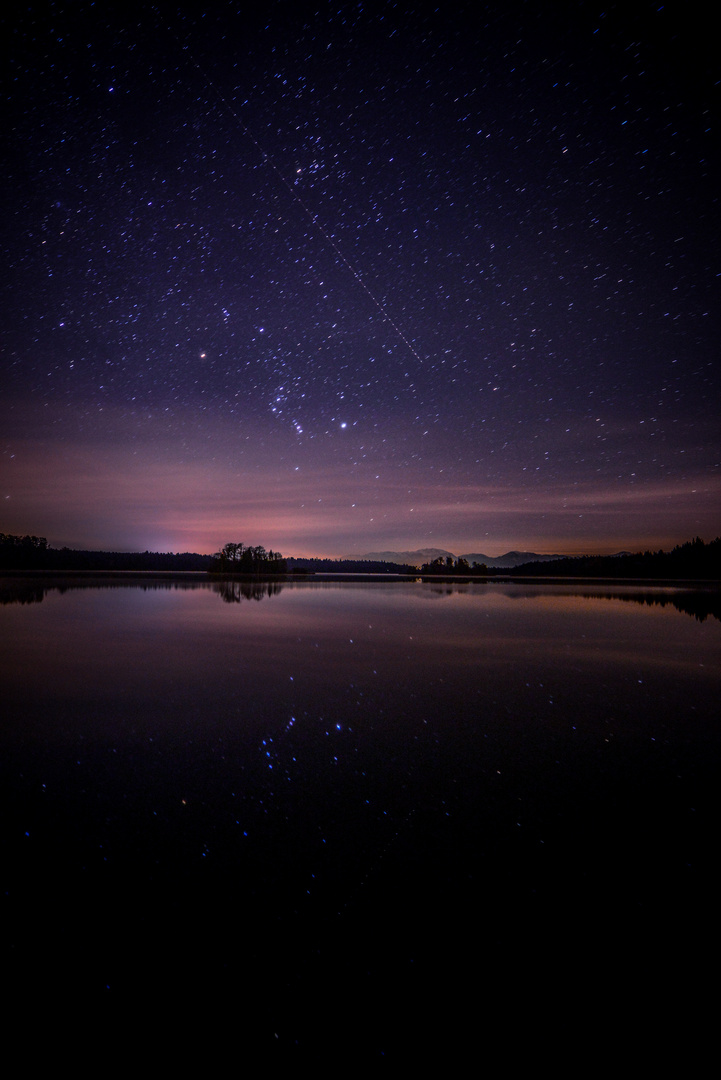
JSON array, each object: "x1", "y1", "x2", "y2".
[{"x1": 2, "y1": 1, "x2": 719, "y2": 558}]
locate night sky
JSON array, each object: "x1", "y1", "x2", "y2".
[{"x1": 2, "y1": 1, "x2": 718, "y2": 557}]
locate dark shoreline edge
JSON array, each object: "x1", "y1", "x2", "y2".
[{"x1": 1, "y1": 569, "x2": 719, "y2": 587}]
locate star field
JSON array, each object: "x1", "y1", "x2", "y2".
[{"x1": 2, "y1": 1, "x2": 719, "y2": 555}]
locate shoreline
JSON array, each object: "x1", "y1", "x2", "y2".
[{"x1": 1, "y1": 569, "x2": 719, "y2": 588}]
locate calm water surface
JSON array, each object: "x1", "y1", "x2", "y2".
[{"x1": 2, "y1": 579, "x2": 719, "y2": 1058}]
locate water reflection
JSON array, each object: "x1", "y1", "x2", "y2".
[
  {"x1": 213, "y1": 579, "x2": 285, "y2": 603},
  {"x1": 1, "y1": 574, "x2": 719, "y2": 621},
  {"x1": 1, "y1": 578, "x2": 718, "y2": 1055},
  {"x1": 0, "y1": 575, "x2": 210, "y2": 605},
  {"x1": 585, "y1": 586, "x2": 721, "y2": 621}
]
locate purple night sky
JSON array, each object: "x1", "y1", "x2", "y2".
[{"x1": 2, "y1": 2, "x2": 719, "y2": 557}]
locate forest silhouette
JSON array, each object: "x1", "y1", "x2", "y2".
[{"x1": 1, "y1": 532, "x2": 719, "y2": 580}]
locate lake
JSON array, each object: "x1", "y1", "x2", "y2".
[{"x1": 2, "y1": 578, "x2": 718, "y2": 1060}]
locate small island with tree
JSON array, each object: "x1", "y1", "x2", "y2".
[
  {"x1": 420, "y1": 555, "x2": 488, "y2": 575},
  {"x1": 209, "y1": 542, "x2": 287, "y2": 576}
]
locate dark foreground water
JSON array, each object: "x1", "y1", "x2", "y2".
[{"x1": 2, "y1": 578, "x2": 719, "y2": 1060}]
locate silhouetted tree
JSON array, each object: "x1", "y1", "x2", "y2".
[
  {"x1": 420, "y1": 555, "x2": 487, "y2": 576},
  {"x1": 209, "y1": 541, "x2": 286, "y2": 575},
  {"x1": 0, "y1": 533, "x2": 48, "y2": 568}
]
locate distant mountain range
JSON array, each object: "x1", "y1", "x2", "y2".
[{"x1": 359, "y1": 548, "x2": 567, "y2": 569}]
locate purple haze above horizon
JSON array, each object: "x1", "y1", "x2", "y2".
[{"x1": 2, "y1": 2, "x2": 719, "y2": 559}]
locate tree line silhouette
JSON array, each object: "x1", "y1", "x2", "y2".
[
  {"x1": 0, "y1": 534, "x2": 213, "y2": 571},
  {"x1": 1, "y1": 532, "x2": 719, "y2": 579},
  {"x1": 508, "y1": 536, "x2": 720, "y2": 579},
  {"x1": 420, "y1": 555, "x2": 488, "y2": 575},
  {"x1": 285, "y1": 556, "x2": 419, "y2": 574},
  {"x1": 0, "y1": 533, "x2": 48, "y2": 567}
]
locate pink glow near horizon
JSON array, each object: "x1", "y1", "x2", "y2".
[
  {"x1": 3, "y1": 6, "x2": 719, "y2": 570},
  {"x1": 3, "y1": 433, "x2": 718, "y2": 558}
]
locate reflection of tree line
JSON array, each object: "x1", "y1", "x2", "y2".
[
  {"x1": 585, "y1": 588, "x2": 721, "y2": 622},
  {"x1": 502, "y1": 586, "x2": 720, "y2": 621},
  {"x1": 0, "y1": 582, "x2": 47, "y2": 605},
  {"x1": 0, "y1": 580, "x2": 210, "y2": 605},
  {"x1": 213, "y1": 581, "x2": 284, "y2": 604},
  {"x1": 1, "y1": 578, "x2": 718, "y2": 621},
  {"x1": 419, "y1": 583, "x2": 721, "y2": 621},
  {"x1": 0, "y1": 578, "x2": 285, "y2": 606}
]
